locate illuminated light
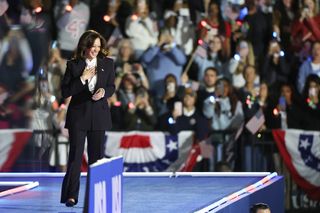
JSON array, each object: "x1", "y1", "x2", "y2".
[
  {"x1": 0, "y1": 181, "x2": 39, "y2": 198},
  {"x1": 234, "y1": 54, "x2": 240, "y2": 61},
  {"x1": 200, "y1": 20, "x2": 207, "y2": 27},
  {"x1": 52, "y1": 101, "x2": 59, "y2": 111},
  {"x1": 197, "y1": 39, "x2": 203, "y2": 45},
  {"x1": 245, "y1": 185, "x2": 255, "y2": 192},
  {"x1": 236, "y1": 20, "x2": 242, "y2": 26},
  {"x1": 128, "y1": 102, "x2": 135, "y2": 109},
  {"x1": 307, "y1": 98, "x2": 311, "y2": 103},
  {"x1": 246, "y1": 99, "x2": 251, "y2": 105},
  {"x1": 114, "y1": 101, "x2": 121, "y2": 107},
  {"x1": 103, "y1": 15, "x2": 111, "y2": 22},
  {"x1": 273, "y1": 108, "x2": 279, "y2": 116},
  {"x1": 280, "y1": 50, "x2": 285, "y2": 57},
  {"x1": 131, "y1": 14, "x2": 138, "y2": 21},
  {"x1": 209, "y1": 96, "x2": 215, "y2": 103},
  {"x1": 257, "y1": 133, "x2": 262, "y2": 138},
  {"x1": 34, "y1": 7, "x2": 42, "y2": 13},
  {"x1": 227, "y1": 193, "x2": 238, "y2": 201},
  {"x1": 50, "y1": 96, "x2": 56, "y2": 103},
  {"x1": 168, "y1": 117, "x2": 175, "y2": 124},
  {"x1": 272, "y1": 31, "x2": 277, "y2": 38},
  {"x1": 65, "y1": 5, "x2": 73, "y2": 12}
]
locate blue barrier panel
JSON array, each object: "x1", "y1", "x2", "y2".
[{"x1": 87, "y1": 156, "x2": 123, "y2": 213}]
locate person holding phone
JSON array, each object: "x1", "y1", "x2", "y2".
[
  {"x1": 60, "y1": 30, "x2": 115, "y2": 207},
  {"x1": 301, "y1": 74, "x2": 320, "y2": 130},
  {"x1": 157, "y1": 87, "x2": 209, "y2": 143},
  {"x1": 123, "y1": 86, "x2": 156, "y2": 131},
  {"x1": 266, "y1": 83, "x2": 305, "y2": 130}
]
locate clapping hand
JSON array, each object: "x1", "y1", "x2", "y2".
[{"x1": 92, "y1": 88, "x2": 105, "y2": 101}]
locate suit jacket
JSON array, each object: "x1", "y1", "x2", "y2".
[{"x1": 61, "y1": 57, "x2": 115, "y2": 130}]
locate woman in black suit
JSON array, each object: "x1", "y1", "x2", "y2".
[{"x1": 60, "y1": 30, "x2": 115, "y2": 207}]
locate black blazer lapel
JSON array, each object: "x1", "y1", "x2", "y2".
[
  {"x1": 94, "y1": 57, "x2": 103, "y2": 92},
  {"x1": 75, "y1": 59, "x2": 86, "y2": 77}
]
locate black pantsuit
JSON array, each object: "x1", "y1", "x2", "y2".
[{"x1": 60, "y1": 57, "x2": 115, "y2": 204}]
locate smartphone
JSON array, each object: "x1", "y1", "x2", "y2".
[
  {"x1": 279, "y1": 96, "x2": 286, "y2": 110},
  {"x1": 174, "y1": 101, "x2": 183, "y2": 117},
  {"x1": 179, "y1": 8, "x2": 190, "y2": 17}
]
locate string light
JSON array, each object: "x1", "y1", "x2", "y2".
[
  {"x1": 33, "y1": 6, "x2": 42, "y2": 14},
  {"x1": 307, "y1": 98, "x2": 316, "y2": 109},
  {"x1": 65, "y1": 4, "x2": 73, "y2": 12},
  {"x1": 128, "y1": 102, "x2": 135, "y2": 109},
  {"x1": 131, "y1": 14, "x2": 138, "y2": 21}
]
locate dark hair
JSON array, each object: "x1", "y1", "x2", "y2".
[
  {"x1": 164, "y1": 74, "x2": 177, "y2": 83},
  {"x1": 208, "y1": 0, "x2": 226, "y2": 36},
  {"x1": 250, "y1": 203, "x2": 270, "y2": 213},
  {"x1": 302, "y1": 74, "x2": 320, "y2": 99},
  {"x1": 204, "y1": 67, "x2": 218, "y2": 75},
  {"x1": 215, "y1": 77, "x2": 238, "y2": 116},
  {"x1": 74, "y1": 30, "x2": 108, "y2": 60}
]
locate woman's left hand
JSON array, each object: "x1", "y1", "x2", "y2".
[{"x1": 92, "y1": 88, "x2": 105, "y2": 101}]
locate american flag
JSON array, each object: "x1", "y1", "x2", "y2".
[
  {"x1": 104, "y1": 131, "x2": 196, "y2": 172},
  {"x1": 245, "y1": 109, "x2": 265, "y2": 134},
  {"x1": 194, "y1": 43, "x2": 208, "y2": 58},
  {"x1": 273, "y1": 129, "x2": 320, "y2": 200}
]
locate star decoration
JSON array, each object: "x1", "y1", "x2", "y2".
[
  {"x1": 299, "y1": 138, "x2": 310, "y2": 150},
  {"x1": 166, "y1": 140, "x2": 178, "y2": 152}
]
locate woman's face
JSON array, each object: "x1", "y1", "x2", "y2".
[
  {"x1": 238, "y1": 41, "x2": 249, "y2": 58},
  {"x1": 209, "y1": 36, "x2": 222, "y2": 53},
  {"x1": 85, "y1": 38, "x2": 101, "y2": 60},
  {"x1": 244, "y1": 66, "x2": 256, "y2": 83},
  {"x1": 309, "y1": 81, "x2": 319, "y2": 97},
  {"x1": 120, "y1": 41, "x2": 133, "y2": 58},
  {"x1": 281, "y1": 85, "x2": 292, "y2": 101},
  {"x1": 204, "y1": 69, "x2": 217, "y2": 87},
  {"x1": 304, "y1": 0, "x2": 315, "y2": 11},
  {"x1": 259, "y1": 83, "x2": 268, "y2": 98},
  {"x1": 208, "y1": 3, "x2": 219, "y2": 18}
]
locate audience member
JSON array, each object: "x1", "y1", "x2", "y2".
[
  {"x1": 194, "y1": 35, "x2": 227, "y2": 82},
  {"x1": 157, "y1": 87, "x2": 209, "y2": 142},
  {"x1": 125, "y1": 0, "x2": 159, "y2": 58},
  {"x1": 297, "y1": 41, "x2": 320, "y2": 93},
  {"x1": 140, "y1": 31, "x2": 186, "y2": 97},
  {"x1": 228, "y1": 39, "x2": 256, "y2": 89},
  {"x1": 301, "y1": 74, "x2": 320, "y2": 130}
]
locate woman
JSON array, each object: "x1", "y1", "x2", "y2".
[
  {"x1": 291, "y1": 0, "x2": 320, "y2": 53},
  {"x1": 228, "y1": 40, "x2": 256, "y2": 89},
  {"x1": 301, "y1": 74, "x2": 320, "y2": 130},
  {"x1": 197, "y1": 0, "x2": 231, "y2": 57},
  {"x1": 60, "y1": 30, "x2": 115, "y2": 207},
  {"x1": 194, "y1": 35, "x2": 227, "y2": 82}
]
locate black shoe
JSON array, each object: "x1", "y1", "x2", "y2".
[{"x1": 65, "y1": 198, "x2": 76, "y2": 207}]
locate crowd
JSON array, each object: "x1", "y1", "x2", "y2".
[{"x1": 0, "y1": 0, "x2": 320, "y2": 172}]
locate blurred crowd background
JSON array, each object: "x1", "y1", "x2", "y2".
[{"x1": 0, "y1": 0, "x2": 320, "y2": 170}]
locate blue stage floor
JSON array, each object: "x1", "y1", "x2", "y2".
[{"x1": 0, "y1": 173, "x2": 283, "y2": 213}]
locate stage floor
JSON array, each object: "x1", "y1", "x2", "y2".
[{"x1": 0, "y1": 172, "x2": 281, "y2": 213}]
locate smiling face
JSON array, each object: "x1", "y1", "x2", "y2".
[{"x1": 85, "y1": 38, "x2": 101, "y2": 60}]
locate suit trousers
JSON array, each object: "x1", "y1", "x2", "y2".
[{"x1": 60, "y1": 128, "x2": 106, "y2": 204}]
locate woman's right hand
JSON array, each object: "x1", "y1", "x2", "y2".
[{"x1": 81, "y1": 67, "x2": 96, "y2": 81}]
